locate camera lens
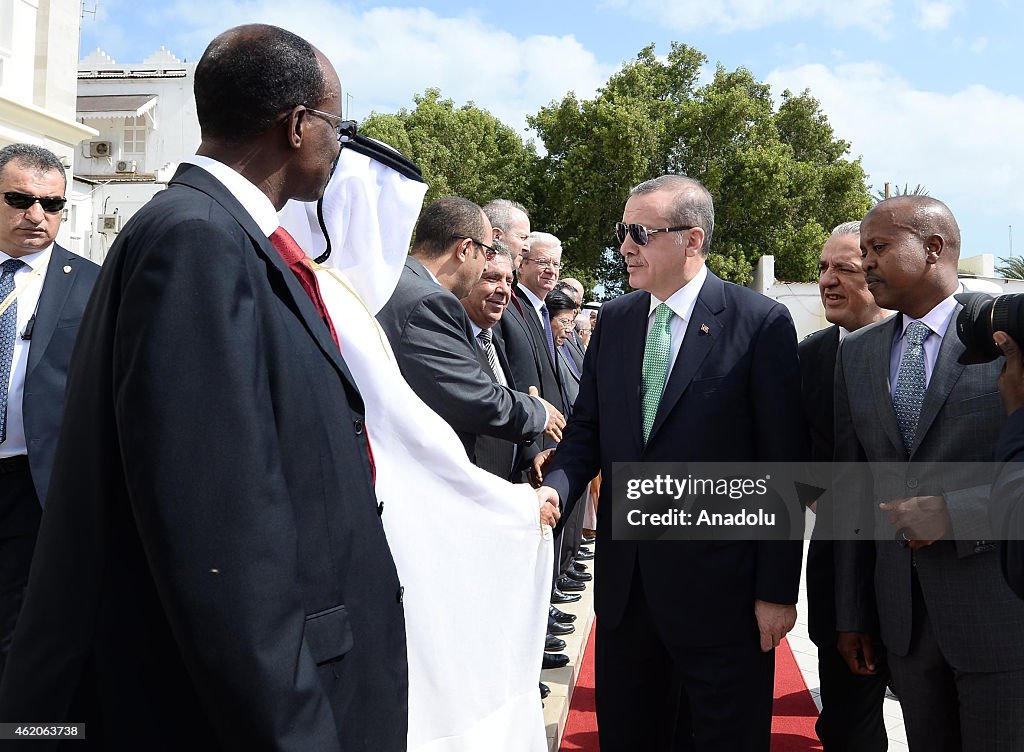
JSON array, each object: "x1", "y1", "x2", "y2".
[{"x1": 955, "y1": 292, "x2": 1024, "y2": 364}]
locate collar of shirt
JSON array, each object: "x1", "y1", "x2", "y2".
[
  {"x1": 647, "y1": 263, "x2": 708, "y2": 324},
  {"x1": 518, "y1": 284, "x2": 545, "y2": 313},
  {"x1": 180, "y1": 155, "x2": 279, "y2": 237},
  {"x1": 895, "y1": 292, "x2": 959, "y2": 345},
  {"x1": 470, "y1": 321, "x2": 484, "y2": 338},
  {"x1": 0, "y1": 245, "x2": 51, "y2": 274}
]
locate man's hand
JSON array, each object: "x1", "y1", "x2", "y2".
[
  {"x1": 837, "y1": 631, "x2": 878, "y2": 675},
  {"x1": 879, "y1": 495, "x2": 949, "y2": 550},
  {"x1": 536, "y1": 486, "x2": 561, "y2": 527},
  {"x1": 754, "y1": 600, "x2": 796, "y2": 652},
  {"x1": 530, "y1": 448, "x2": 556, "y2": 488},
  {"x1": 996, "y1": 331, "x2": 1024, "y2": 415},
  {"x1": 529, "y1": 386, "x2": 565, "y2": 442}
]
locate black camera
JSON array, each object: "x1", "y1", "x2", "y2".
[{"x1": 955, "y1": 292, "x2": 1024, "y2": 364}]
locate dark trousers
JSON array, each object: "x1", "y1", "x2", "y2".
[
  {"x1": 595, "y1": 569, "x2": 775, "y2": 752},
  {"x1": 814, "y1": 640, "x2": 888, "y2": 751},
  {"x1": 0, "y1": 462, "x2": 41, "y2": 681}
]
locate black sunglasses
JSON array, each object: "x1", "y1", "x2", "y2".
[
  {"x1": 4, "y1": 191, "x2": 67, "y2": 214},
  {"x1": 452, "y1": 235, "x2": 497, "y2": 260},
  {"x1": 614, "y1": 222, "x2": 694, "y2": 246}
]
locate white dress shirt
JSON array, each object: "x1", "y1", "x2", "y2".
[
  {"x1": 646, "y1": 263, "x2": 708, "y2": 376},
  {"x1": 1, "y1": 246, "x2": 52, "y2": 458},
  {"x1": 180, "y1": 155, "x2": 278, "y2": 235}
]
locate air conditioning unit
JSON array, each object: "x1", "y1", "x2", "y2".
[
  {"x1": 98, "y1": 214, "x2": 121, "y2": 234},
  {"x1": 115, "y1": 160, "x2": 137, "y2": 174},
  {"x1": 88, "y1": 141, "x2": 112, "y2": 158}
]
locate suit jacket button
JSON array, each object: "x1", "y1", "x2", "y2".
[
  {"x1": 353, "y1": 418, "x2": 364, "y2": 435},
  {"x1": 396, "y1": 586, "x2": 404, "y2": 604},
  {"x1": 906, "y1": 478, "x2": 919, "y2": 489}
]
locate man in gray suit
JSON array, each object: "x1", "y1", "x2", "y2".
[
  {"x1": 377, "y1": 196, "x2": 564, "y2": 481},
  {"x1": 0, "y1": 144, "x2": 100, "y2": 679},
  {"x1": 834, "y1": 195, "x2": 1024, "y2": 750}
]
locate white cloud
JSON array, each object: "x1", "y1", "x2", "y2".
[
  {"x1": 600, "y1": 0, "x2": 893, "y2": 33},
  {"x1": 915, "y1": 1, "x2": 960, "y2": 29},
  {"x1": 766, "y1": 62, "x2": 1024, "y2": 252},
  {"x1": 84, "y1": 1, "x2": 614, "y2": 134}
]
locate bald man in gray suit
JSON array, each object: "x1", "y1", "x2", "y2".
[{"x1": 833, "y1": 196, "x2": 1024, "y2": 751}]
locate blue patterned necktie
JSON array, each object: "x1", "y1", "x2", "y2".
[
  {"x1": 892, "y1": 321, "x2": 931, "y2": 453},
  {"x1": 1, "y1": 258, "x2": 27, "y2": 444},
  {"x1": 642, "y1": 303, "x2": 674, "y2": 444},
  {"x1": 540, "y1": 304, "x2": 557, "y2": 365}
]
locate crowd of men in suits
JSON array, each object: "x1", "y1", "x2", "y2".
[{"x1": 3, "y1": 21, "x2": 1024, "y2": 752}]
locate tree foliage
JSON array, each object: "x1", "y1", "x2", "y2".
[
  {"x1": 529, "y1": 44, "x2": 872, "y2": 292},
  {"x1": 360, "y1": 46, "x2": 872, "y2": 294},
  {"x1": 996, "y1": 256, "x2": 1024, "y2": 280},
  {"x1": 872, "y1": 183, "x2": 930, "y2": 203},
  {"x1": 359, "y1": 88, "x2": 538, "y2": 210}
]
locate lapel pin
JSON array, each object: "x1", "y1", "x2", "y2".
[
  {"x1": 62, "y1": 265, "x2": 72, "y2": 274},
  {"x1": 699, "y1": 323, "x2": 710, "y2": 335}
]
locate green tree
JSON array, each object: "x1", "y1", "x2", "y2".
[
  {"x1": 530, "y1": 45, "x2": 872, "y2": 293},
  {"x1": 359, "y1": 89, "x2": 538, "y2": 211}
]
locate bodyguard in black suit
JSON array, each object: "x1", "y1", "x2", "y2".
[
  {"x1": 0, "y1": 145, "x2": 99, "y2": 680},
  {"x1": 539, "y1": 175, "x2": 806, "y2": 751},
  {"x1": 0, "y1": 26, "x2": 407, "y2": 750},
  {"x1": 798, "y1": 222, "x2": 890, "y2": 752}
]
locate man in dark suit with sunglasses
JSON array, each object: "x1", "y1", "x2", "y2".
[
  {"x1": 537, "y1": 175, "x2": 806, "y2": 751},
  {"x1": 0, "y1": 144, "x2": 100, "y2": 682},
  {"x1": 0, "y1": 26, "x2": 409, "y2": 750}
]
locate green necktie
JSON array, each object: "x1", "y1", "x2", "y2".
[{"x1": 642, "y1": 303, "x2": 674, "y2": 443}]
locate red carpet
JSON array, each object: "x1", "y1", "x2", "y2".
[{"x1": 560, "y1": 631, "x2": 821, "y2": 751}]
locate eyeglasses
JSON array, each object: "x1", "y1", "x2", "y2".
[
  {"x1": 304, "y1": 107, "x2": 358, "y2": 144},
  {"x1": 452, "y1": 235, "x2": 497, "y2": 260},
  {"x1": 551, "y1": 316, "x2": 576, "y2": 328},
  {"x1": 614, "y1": 222, "x2": 694, "y2": 246},
  {"x1": 525, "y1": 258, "x2": 560, "y2": 270},
  {"x1": 3, "y1": 191, "x2": 67, "y2": 214}
]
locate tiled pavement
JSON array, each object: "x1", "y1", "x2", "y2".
[{"x1": 545, "y1": 540, "x2": 911, "y2": 751}]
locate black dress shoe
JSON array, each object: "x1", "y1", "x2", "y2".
[
  {"x1": 548, "y1": 616, "x2": 575, "y2": 636},
  {"x1": 551, "y1": 589, "x2": 582, "y2": 604},
  {"x1": 556, "y1": 574, "x2": 585, "y2": 592},
  {"x1": 542, "y1": 652, "x2": 570, "y2": 670},
  {"x1": 545, "y1": 634, "x2": 566, "y2": 652},
  {"x1": 572, "y1": 561, "x2": 588, "y2": 572},
  {"x1": 540, "y1": 682, "x2": 550, "y2": 699},
  {"x1": 576, "y1": 549, "x2": 594, "y2": 560},
  {"x1": 550, "y1": 605, "x2": 577, "y2": 623},
  {"x1": 564, "y1": 568, "x2": 592, "y2": 582}
]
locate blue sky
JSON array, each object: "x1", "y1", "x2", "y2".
[{"x1": 79, "y1": 0, "x2": 1024, "y2": 263}]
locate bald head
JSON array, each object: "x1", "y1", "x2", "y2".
[{"x1": 860, "y1": 195, "x2": 961, "y2": 318}]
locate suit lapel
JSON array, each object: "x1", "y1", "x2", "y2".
[
  {"x1": 619, "y1": 293, "x2": 649, "y2": 451},
  {"x1": 25, "y1": 246, "x2": 75, "y2": 379},
  {"x1": 647, "y1": 272, "x2": 724, "y2": 445},
  {"x1": 170, "y1": 165, "x2": 361, "y2": 398},
  {"x1": 913, "y1": 306, "x2": 966, "y2": 454}
]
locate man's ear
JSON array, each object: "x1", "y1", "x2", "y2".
[
  {"x1": 924, "y1": 234, "x2": 945, "y2": 264},
  {"x1": 685, "y1": 227, "x2": 706, "y2": 257},
  {"x1": 285, "y1": 106, "x2": 306, "y2": 149}
]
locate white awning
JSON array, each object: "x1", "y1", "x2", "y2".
[{"x1": 77, "y1": 94, "x2": 157, "y2": 120}]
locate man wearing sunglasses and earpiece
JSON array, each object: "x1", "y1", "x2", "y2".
[
  {"x1": 0, "y1": 143, "x2": 100, "y2": 681},
  {"x1": 537, "y1": 174, "x2": 806, "y2": 751}
]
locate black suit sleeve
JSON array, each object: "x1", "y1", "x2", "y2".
[
  {"x1": 993, "y1": 408, "x2": 1024, "y2": 599},
  {"x1": 112, "y1": 218, "x2": 344, "y2": 749},
  {"x1": 393, "y1": 290, "x2": 546, "y2": 442}
]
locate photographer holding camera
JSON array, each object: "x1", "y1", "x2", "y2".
[
  {"x1": 990, "y1": 330, "x2": 1024, "y2": 600},
  {"x1": 833, "y1": 195, "x2": 1024, "y2": 751}
]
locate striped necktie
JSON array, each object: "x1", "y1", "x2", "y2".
[
  {"x1": 0, "y1": 258, "x2": 26, "y2": 444},
  {"x1": 642, "y1": 303, "x2": 674, "y2": 444}
]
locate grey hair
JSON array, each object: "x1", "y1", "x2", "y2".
[
  {"x1": 631, "y1": 175, "x2": 715, "y2": 255},
  {"x1": 482, "y1": 199, "x2": 529, "y2": 231},
  {"x1": 831, "y1": 221, "x2": 861, "y2": 236},
  {"x1": 490, "y1": 237, "x2": 514, "y2": 263},
  {"x1": 525, "y1": 231, "x2": 562, "y2": 259},
  {"x1": 0, "y1": 143, "x2": 66, "y2": 185}
]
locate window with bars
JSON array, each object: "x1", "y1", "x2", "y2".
[{"x1": 123, "y1": 115, "x2": 147, "y2": 154}]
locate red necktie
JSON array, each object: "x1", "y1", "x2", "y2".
[{"x1": 269, "y1": 226, "x2": 376, "y2": 482}]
